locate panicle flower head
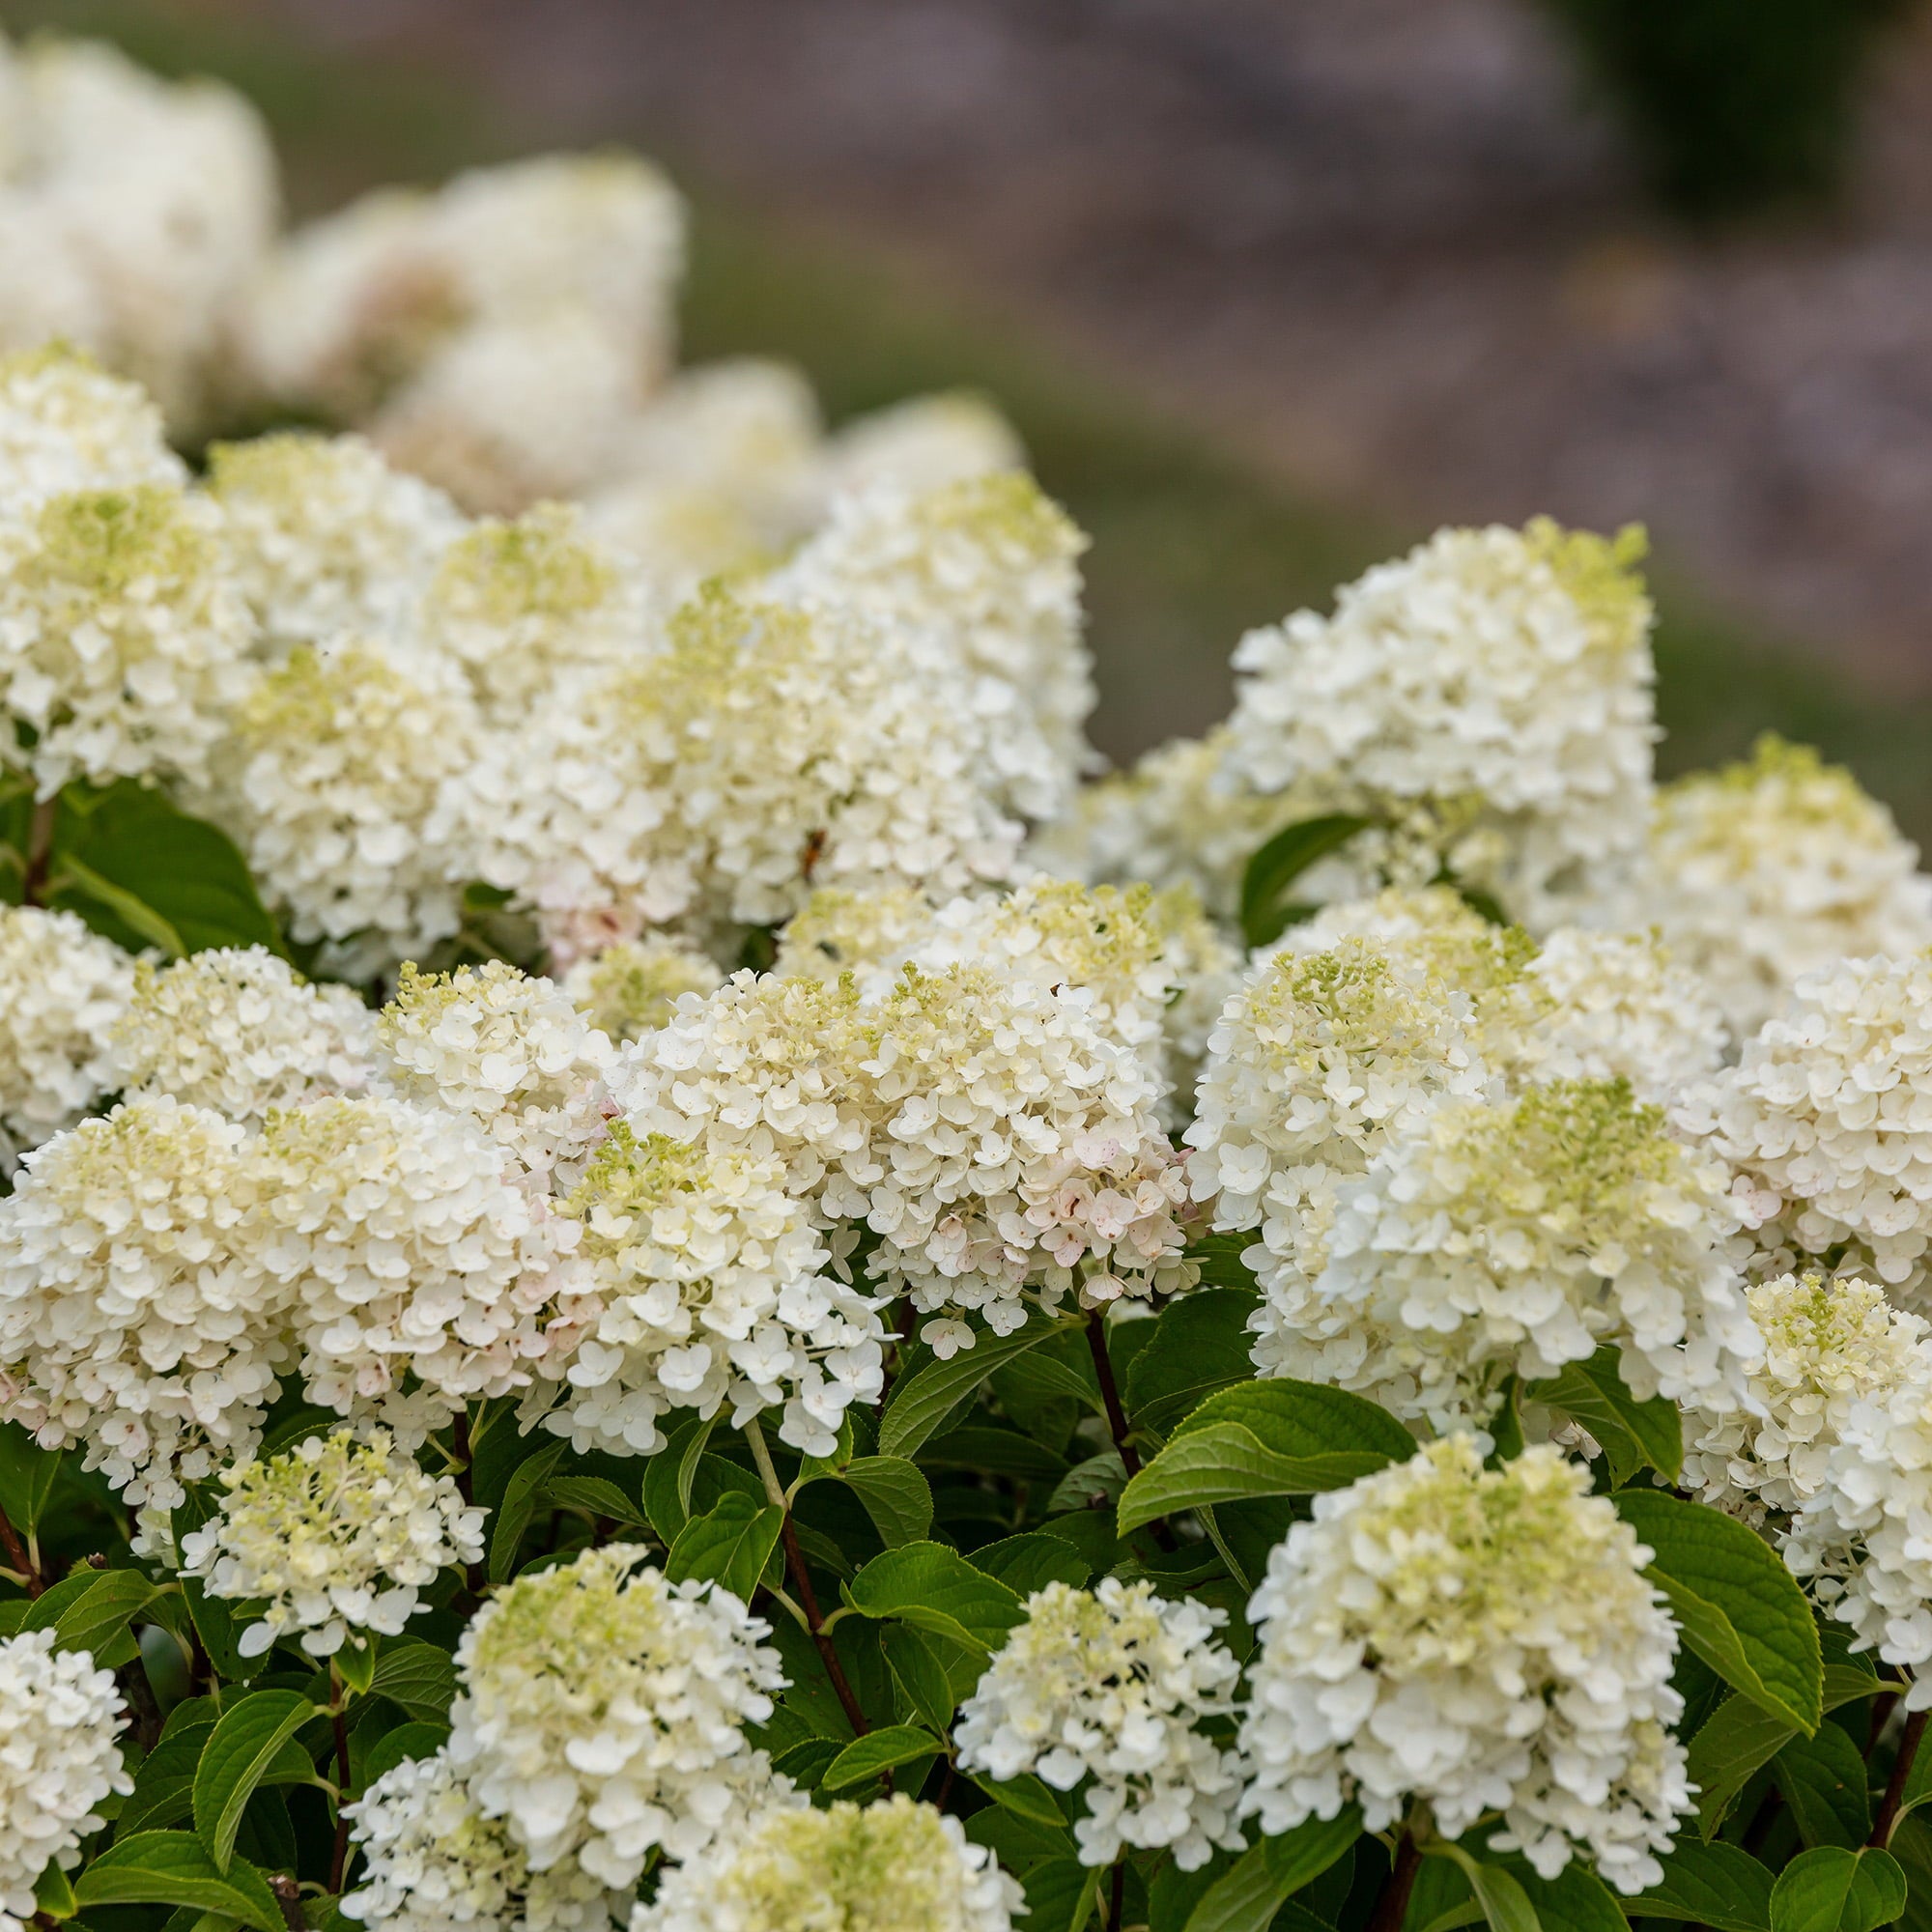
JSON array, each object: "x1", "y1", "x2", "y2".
[
  {"x1": 770, "y1": 885, "x2": 940, "y2": 993},
  {"x1": 559, "y1": 936, "x2": 723, "y2": 1044},
  {"x1": 377, "y1": 961, "x2": 616, "y2": 1180},
  {"x1": 1685, "y1": 1271, "x2": 1929, "y2": 1529},
  {"x1": 0, "y1": 905, "x2": 132, "y2": 1167},
  {"x1": 108, "y1": 945, "x2": 375, "y2": 1124},
  {"x1": 0, "y1": 1630, "x2": 129, "y2": 1932},
  {"x1": 1226, "y1": 520, "x2": 1657, "y2": 929},
  {"x1": 181, "y1": 1427, "x2": 484, "y2": 1658},
  {"x1": 546, "y1": 1124, "x2": 884, "y2": 1458},
  {"x1": 1675, "y1": 951, "x2": 1932, "y2": 1305},
  {"x1": 821, "y1": 389, "x2": 1024, "y2": 499},
  {"x1": 449, "y1": 1544, "x2": 785, "y2": 1886},
  {"x1": 955, "y1": 1578, "x2": 1246, "y2": 1870},
  {"x1": 0, "y1": 482, "x2": 253, "y2": 794},
  {"x1": 632, "y1": 1794, "x2": 1019, "y2": 1932},
  {"x1": 0, "y1": 346, "x2": 182, "y2": 519},
  {"x1": 1316, "y1": 1077, "x2": 1754, "y2": 1430},
  {"x1": 345, "y1": 1747, "x2": 623, "y2": 1932},
  {"x1": 0, "y1": 1096, "x2": 285, "y2": 1509},
  {"x1": 1241, "y1": 1437, "x2": 1690, "y2": 1894},
  {"x1": 207, "y1": 432, "x2": 464, "y2": 651},
  {"x1": 1636, "y1": 737, "x2": 1932, "y2": 1037}
]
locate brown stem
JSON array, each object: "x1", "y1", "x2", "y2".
[
  {"x1": 1364, "y1": 1825, "x2": 1423, "y2": 1932},
  {"x1": 449, "y1": 1408, "x2": 474, "y2": 1507},
  {"x1": 1108, "y1": 1859, "x2": 1126, "y2": 1932},
  {"x1": 0, "y1": 1501, "x2": 43, "y2": 1597},
  {"x1": 270, "y1": 1876, "x2": 306, "y2": 1932},
  {"x1": 19, "y1": 795, "x2": 56, "y2": 907},
  {"x1": 1869, "y1": 1690, "x2": 1901, "y2": 1758},
  {"x1": 1085, "y1": 1310, "x2": 1141, "y2": 1476},
  {"x1": 328, "y1": 1698, "x2": 354, "y2": 1891},
  {"x1": 1873, "y1": 1705, "x2": 1928, "y2": 1846}
]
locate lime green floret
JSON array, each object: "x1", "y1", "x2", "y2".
[
  {"x1": 434, "y1": 501, "x2": 617, "y2": 623},
  {"x1": 34, "y1": 485, "x2": 205, "y2": 594},
  {"x1": 913, "y1": 469, "x2": 1086, "y2": 563},
  {"x1": 567, "y1": 1122, "x2": 710, "y2": 1229},
  {"x1": 1523, "y1": 514, "x2": 1652, "y2": 656}
]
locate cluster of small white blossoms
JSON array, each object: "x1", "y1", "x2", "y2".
[
  {"x1": 346, "y1": 1749, "x2": 628, "y2": 1932},
  {"x1": 1634, "y1": 738, "x2": 1932, "y2": 1037},
  {"x1": 634, "y1": 1795, "x2": 1021, "y2": 1932},
  {"x1": 0, "y1": 31, "x2": 274, "y2": 432},
  {"x1": 1675, "y1": 951, "x2": 1932, "y2": 1307},
  {"x1": 180, "y1": 1427, "x2": 482, "y2": 1658},
  {"x1": 1683, "y1": 1270, "x2": 1931, "y2": 1530},
  {"x1": 447, "y1": 1544, "x2": 786, "y2": 1886},
  {"x1": 1242, "y1": 1436, "x2": 1691, "y2": 1895},
  {"x1": 955, "y1": 1578, "x2": 1247, "y2": 1870},
  {"x1": 0, "y1": 1631, "x2": 129, "y2": 1932},
  {"x1": 106, "y1": 946, "x2": 374, "y2": 1124},
  {"x1": 0, "y1": 905, "x2": 132, "y2": 1167},
  {"x1": 538, "y1": 1124, "x2": 885, "y2": 1459},
  {"x1": 624, "y1": 961, "x2": 1194, "y2": 1351}
]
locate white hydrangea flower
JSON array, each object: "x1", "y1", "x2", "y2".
[
  {"x1": 0, "y1": 483, "x2": 254, "y2": 795},
  {"x1": 1241, "y1": 1436, "x2": 1691, "y2": 1894},
  {"x1": 0, "y1": 1096, "x2": 286, "y2": 1509},
  {"x1": 207, "y1": 432, "x2": 465, "y2": 652},
  {"x1": 1226, "y1": 520, "x2": 1657, "y2": 930},
  {"x1": 544, "y1": 1124, "x2": 883, "y2": 1458},
  {"x1": 559, "y1": 937, "x2": 723, "y2": 1043},
  {"x1": 107, "y1": 945, "x2": 374, "y2": 1124},
  {"x1": 0, "y1": 346, "x2": 183, "y2": 523},
  {"x1": 955, "y1": 1577, "x2": 1245, "y2": 1870},
  {"x1": 0, "y1": 905, "x2": 132, "y2": 1168},
  {"x1": 1675, "y1": 952, "x2": 1932, "y2": 1304},
  {"x1": 0, "y1": 1630, "x2": 129, "y2": 1932},
  {"x1": 419, "y1": 502, "x2": 646, "y2": 726},
  {"x1": 210, "y1": 637, "x2": 480, "y2": 975},
  {"x1": 256, "y1": 1094, "x2": 587, "y2": 1435},
  {"x1": 634, "y1": 1794, "x2": 1019, "y2": 1932},
  {"x1": 1315, "y1": 1077, "x2": 1755, "y2": 1431},
  {"x1": 448, "y1": 1545, "x2": 785, "y2": 1887},
  {"x1": 821, "y1": 390, "x2": 1025, "y2": 501},
  {"x1": 770, "y1": 885, "x2": 942, "y2": 995},
  {"x1": 1685, "y1": 1271, "x2": 1930, "y2": 1529},
  {"x1": 771, "y1": 473, "x2": 1094, "y2": 817},
  {"x1": 1633, "y1": 737, "x2": 1932, "y2": 1038},
  {"x1": 345, "y1": 1747, "x2": 625, "y2": 1932},
  {"x1": 377, "y1": 961, "x2": 617, "y2": 1182},
  {"x1": 180, "y1": 1427, "x2": 484, "y2": 1659}
]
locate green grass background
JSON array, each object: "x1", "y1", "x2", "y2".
[{"x1": 10, "y1": 0, "x2": 1932, "y2": 834}]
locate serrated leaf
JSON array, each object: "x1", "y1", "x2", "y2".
[
  {"x1": 74, "y1": 1833, "x2": 282, "y2": 1932},
  {"x1": 23, "y1": 1566, "x2": 154, "y2": 1664},
  {"x1": 1506, "y1": 1861, "x2": 1626, "y2": 1932},
  {"x1": 1526, "y1": 1344, "x2": 1683, "y2": 1484},
  {"x1": 665, "y1": 1492, "x2": 784, "y2": 1603},
  {"x1": 368, "y1": 1637, "x2": 457, "y2": 1721},
  {"x1": 1688, "y1": 1692, "x2": 1799, "y2": 1838},
  {"x1": 33, "y1": 1860, "x2": 77, "y2": 1920},
  {"x1": 1885, "y1": 1814, "x2": 1932, "y2": 1932},
  {"x1": 844, "y1": 1541, "x2": 1024, "y2": 1655},
  {"x1": 192, "y1": 1690, "x2": 313, "y2": 1872},
  {"x1": 182, "y1": 1578, "x2": 267, "y2": 1685},
  {"x1": 487, "y1": 1439, "x2": 566, "y2": 1584},
  {"x1": 1424, "y1": 1847, "x2": 1537, "y2": 1932},
  {"x1": 918, "y1": 1426, "x2": 1069, "y2": 1484},
  {"x1": 641, "y1": 1413, "x2": 717, "y2": 1545},
  {"x1": 1771, "y1": 1846, "x2": 1907, "y2": 1932},
  {"x1": 1021, "y1": 1857, "x2": 1100, "y2": 1932},
  {"x1": 1239, "y1": 813, "x2": 1375, "y2": 948},
  {"x1": 881, "y1": 1623, "x2": 969, "y2": 1736},
  {"x1": 772, "y1": 1736, "x2": 843, "y2": 1792},
  {"x1": 1122, "y1": 1288, "x2": 1262, "y2": 1435},
  {"x1": 879, "y1": 1320, "x2": 1063, "y2": 1460},
  {"x1": 1181, "y1": 1807, "x2": 1363, "y2": 1932},
  {"x1": 969, "y1": 1772, "x2": 1066, "y2": 1830},
  {"x1": 1628, "y1": 1838, "x2": 1775, "y2": 1930},
  {"x1": 819, "y1": 1723, "x2": 943, "y2": 1793},
  {"x1": 543, "y1": 1475, "x2": 648, "y2": 1529},
  {"x1": 969, "y1": 1532, "x2": 1093, "y2": 1595},
  {"x1": 0, "y1": 1420, "x2": 60, "y2": 1535},
  {"x1": 1615, "y1": 1490, "x2": 1823, "y2": 1735},
  {"x1": 1777, "y1": 1721, "x2": 1873, "y2": 1849},
  {"x1": 838, "y1": 1457, "x2": 933, "y2": 1548}
]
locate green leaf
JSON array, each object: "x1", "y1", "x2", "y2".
[
  {"x1": 74, "y1": 1833, "x2": 283, "y2": 1932},
  {"x1": 1777, "y1": 1721, "x2": 1874, "y2": 1849},
  {"x1": 1424, "y1": 1847, "x2": 1538, "y2": 1932},
  {"x1": 1688, "y1": 1692, "x2": 1800, "y2": 1838},
  {"x1": 641, "y1": 1413, "x2": 717, "y2": 1545},
  {"x1": 33, "y1": 1860, "x2": 77, "y2": 1920},
  {"x1": 1181, "y1": 1808, "x2": 1363, "y2": 1932},
  {"x1": 1526, "y1": 1345, "x2": 1684, "y2": 1485},
  {"x1": 819, "y1": 1723, "x2": 944, "y2": 1793},
  {"x1": 665, "y1": 1492, "x2": 784, "y2": 1603},
  {"x1": 487, "y1": 1439, "x2": 566, "y2": 1584},
  {"x1": 968, "y1": 1772, "x2": 1066, "y2": 1830},
  {"x1": 543, "y1": 1475, "x2": 648, "y2": 1529},
  {"x1": 881, "y1": 1624, "x2": 972, "y2": 1736},
  {"x1": 844, "y1": 1541, "x2": 1024, "y2": 1656},
  {"x1": 48, "y1": 781, "x2": 283, "y2": 958},
  {"x1": 1615, "y1": 1490, "x2": 1823, "y2": 1735},
  {"x1": 1770, "y1": 1846, "x2": 1908, "y2": 1932},
  {"x1": 1239, "y1": 813, "x2": 1375, "y2": 948},
  {"x1": 1020, "y1": 1857, "x2": 1100, "y2": 1932},
  {"x1": 918, "y1": 1426, "x2": 1070, "y2": 1485},
  {"x1": 838, "y1": 1457, "x2": 933, "y2": 1549},
  {"x1": 182, "y1": 1578, "x2": 266, "y2": 1686},
  {"x1": 879, "y1": 1320, "x2": 1063, "y2": 1460},
  {"x1": 1122, "y1": 1288, "x2": 1261, "y2": 1435},
  {"x1": 23, "y1": 1566, "x2": 155, "y2": 1665},
  {"x1": 969, "y1": 1533, "x2": 1093, "y2": 1596},
  {"x1": 1628, "y1": 1839, "x2": 1775, "y2": 1930},
  {"x1": 358, "y1": 1720, "x2": 450, "y2": 1793},
  {"x1": 191, "y1": 1690, "x2": 313, "y2": 1872},
  {"x1": 368, "y1": 1637, "x2": 458, "y2": 1721},
  {"x1": 0, "y1": 1421, "x2": 60, "y2": 1536},
  {"x1": 1508, "y1": 1861, "x2": 1626, "y2": 1932},
  {"x1": 1886, "y1": 1815, "x2": 1932, "y2": 1932}
]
